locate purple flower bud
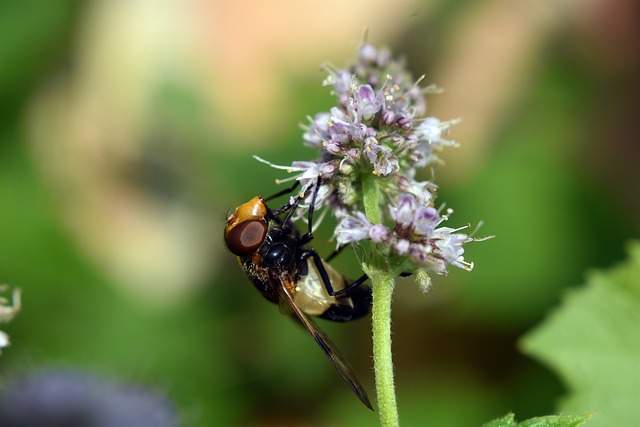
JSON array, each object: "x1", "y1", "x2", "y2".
[
  {"x1": 369, "y1": 224, "x2": 391, "y2": 243},
  {"x1": 365, "y1": 126, "x2": 377, "y2": 138},
  {"x1": 376, "y1": 48, "x2": 391, "y2": 67},
  {"x1": 409, "y1": 243, "x2": 430, "y2": 263},
  {"x1": 365, "y1": 143, "x2": 398, "y2": 176},
  {"x1": 396, "y1": 115, "x2": 413, "y2": 130},
  {"x1": 328, "y1": 70, "x2": 353, "y2": 104},
  {"x1": 381, "y1": 110, "x2": 396, "y2": 126},
  {"x1": 324, "y1": 141, "x2": 343, "y2": 154},
  {"x1": 345, "y1": 148, "x2": 359, "y2": 162},
  {"x1": 349, "y1": 123, "x2": 369, "y2": 142},
  {"x1": 359, "y1": 43, "x2": 378, "y2": 64},
  {"x1": 390, "y1": 193, "x2": 416, "y2": 229},
  {"x1": 402, "y1": 134, "x2": 419, "y2": 151},
  {"x1": 320, "y1": 162, "x2": 337, "y2": 177},
  {"x1": 393, "y1": 238, "x2": 410, "y2": 255},
  {"x1": 388, "y1": 135, "x2": 405, "y2": 147},
  {"x1": 354, "y1": 84, "x2": 382, "y2": 121},
  {"x1": 413, "y1": 206, "x2": 440, "y2": 237},
  {"x1": 303, "y1": 112, "x2": 331, "y2": 148}
]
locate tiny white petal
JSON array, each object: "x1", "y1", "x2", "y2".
[{"x1": 0, "y1": 331, "x2": 9, "y2": 348}]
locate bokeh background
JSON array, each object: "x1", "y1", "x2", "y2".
[{"x1": 1, "y1": 0, "x2": 639, "y2": 426}]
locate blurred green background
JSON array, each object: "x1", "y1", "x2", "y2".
[{"x1": 1, "y1": 1, "x2": 639, "y2": 426}]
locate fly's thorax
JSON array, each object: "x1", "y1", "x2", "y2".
[{"x1": 259, "y1": 221, "x2": 300, "y2": 270}]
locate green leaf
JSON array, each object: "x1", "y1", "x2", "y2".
[
  {"x1": 482, "y1": 412, "x2": 593, "y2": 427},
  {"x1": 521, "y1": 241, "x2": 640, "y2": 427}
]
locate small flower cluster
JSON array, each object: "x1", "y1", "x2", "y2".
[
  {"x1": 257, "y1": 43, "x2": 489, "y2": 285},
  {"x1": 336, "y1": 193, "x2": 483, "y2": 276},
  {"x1": 0, "y1": 285, "x2": 21, "y2": 355}
]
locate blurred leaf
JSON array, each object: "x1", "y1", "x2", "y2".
[
  {"x1": 0, "y1": 1, "x2": 76, "y2": 122},
  {"x1": 482, "y1": 412, "x2": 592, "y2": 427},
  {"x1": 0, "y1": 124, "x2": 245, "y2": 425},
  {"x1": 331, "y1": 374, "x2": 506, "y2": 427},
  {"x1": 444, "y1": 56, "x2": 629, "y2": 327},
  {"x1": 521, "y1": 241, "x2": 640, "y2": 427}
]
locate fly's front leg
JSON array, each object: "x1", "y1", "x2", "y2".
[
  {"x1": 298, "y1": 177, "x2": 322, "y2": 245},
  {"x1": 265, "y1": 181, "x2": 300, "y2": 203},
  {"x1": 271, "y1": 177, "x2": 322, "y2": 240}
]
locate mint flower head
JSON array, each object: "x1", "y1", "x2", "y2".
[
  {"x1": 257, "y1": 43, "x2": 490, "y2": 289},
  {"x1": 254, "y1": 42, "x2": 491, "y2": 425}
]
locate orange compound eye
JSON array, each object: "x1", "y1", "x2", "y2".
[{"x1": 225, "y1": 219, "x2": 267, "y2": 256}]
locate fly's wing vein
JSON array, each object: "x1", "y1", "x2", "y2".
[{"x1": 276, "y1": 284, "x2": 373, "y2": 410}]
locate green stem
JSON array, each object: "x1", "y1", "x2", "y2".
[
  {"x1": 369, "y1": 269, "x2": 399, "y2": 427},
  {"x1": 362, "y1": 175, "x2": 400, "y2": 427},
  {"x1": 363, "y1": 175, "x2": 382, "y2": 225}
]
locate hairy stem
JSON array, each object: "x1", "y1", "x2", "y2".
[
  {"x1": 369, "y1": 269, "x2": 399, "y2": 426},
  {"x1": 362, "y1": 175, "x2": 400, "y2": 426},
  {"x1": 363, "y1": 175, "x2": 382, "y2": 225}
]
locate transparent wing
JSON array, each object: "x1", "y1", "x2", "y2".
[{"x1": 276, "y1": 283, "x2": 373, "y2": 410}]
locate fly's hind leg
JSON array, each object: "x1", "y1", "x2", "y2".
[{"x1": 320, "y1": 284, "x2": 371, "y2": 322}]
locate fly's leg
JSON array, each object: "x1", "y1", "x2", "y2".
[
  {"x1": 299, "y1": 249, "x2": 369, "y2": 297},
  {"x1": 298, "y1": 176, "x2": 322, "y2": 245},
  {"x1": 271, "y1": 177, "x2": 322, "y2": 245},
  {"x1": 265, "y1": 181, "x2": 300, "y2": 203}
]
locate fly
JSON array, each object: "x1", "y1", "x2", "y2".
[{"x1": 224, "y1": 179, "x2": 372, "y2": 409}]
